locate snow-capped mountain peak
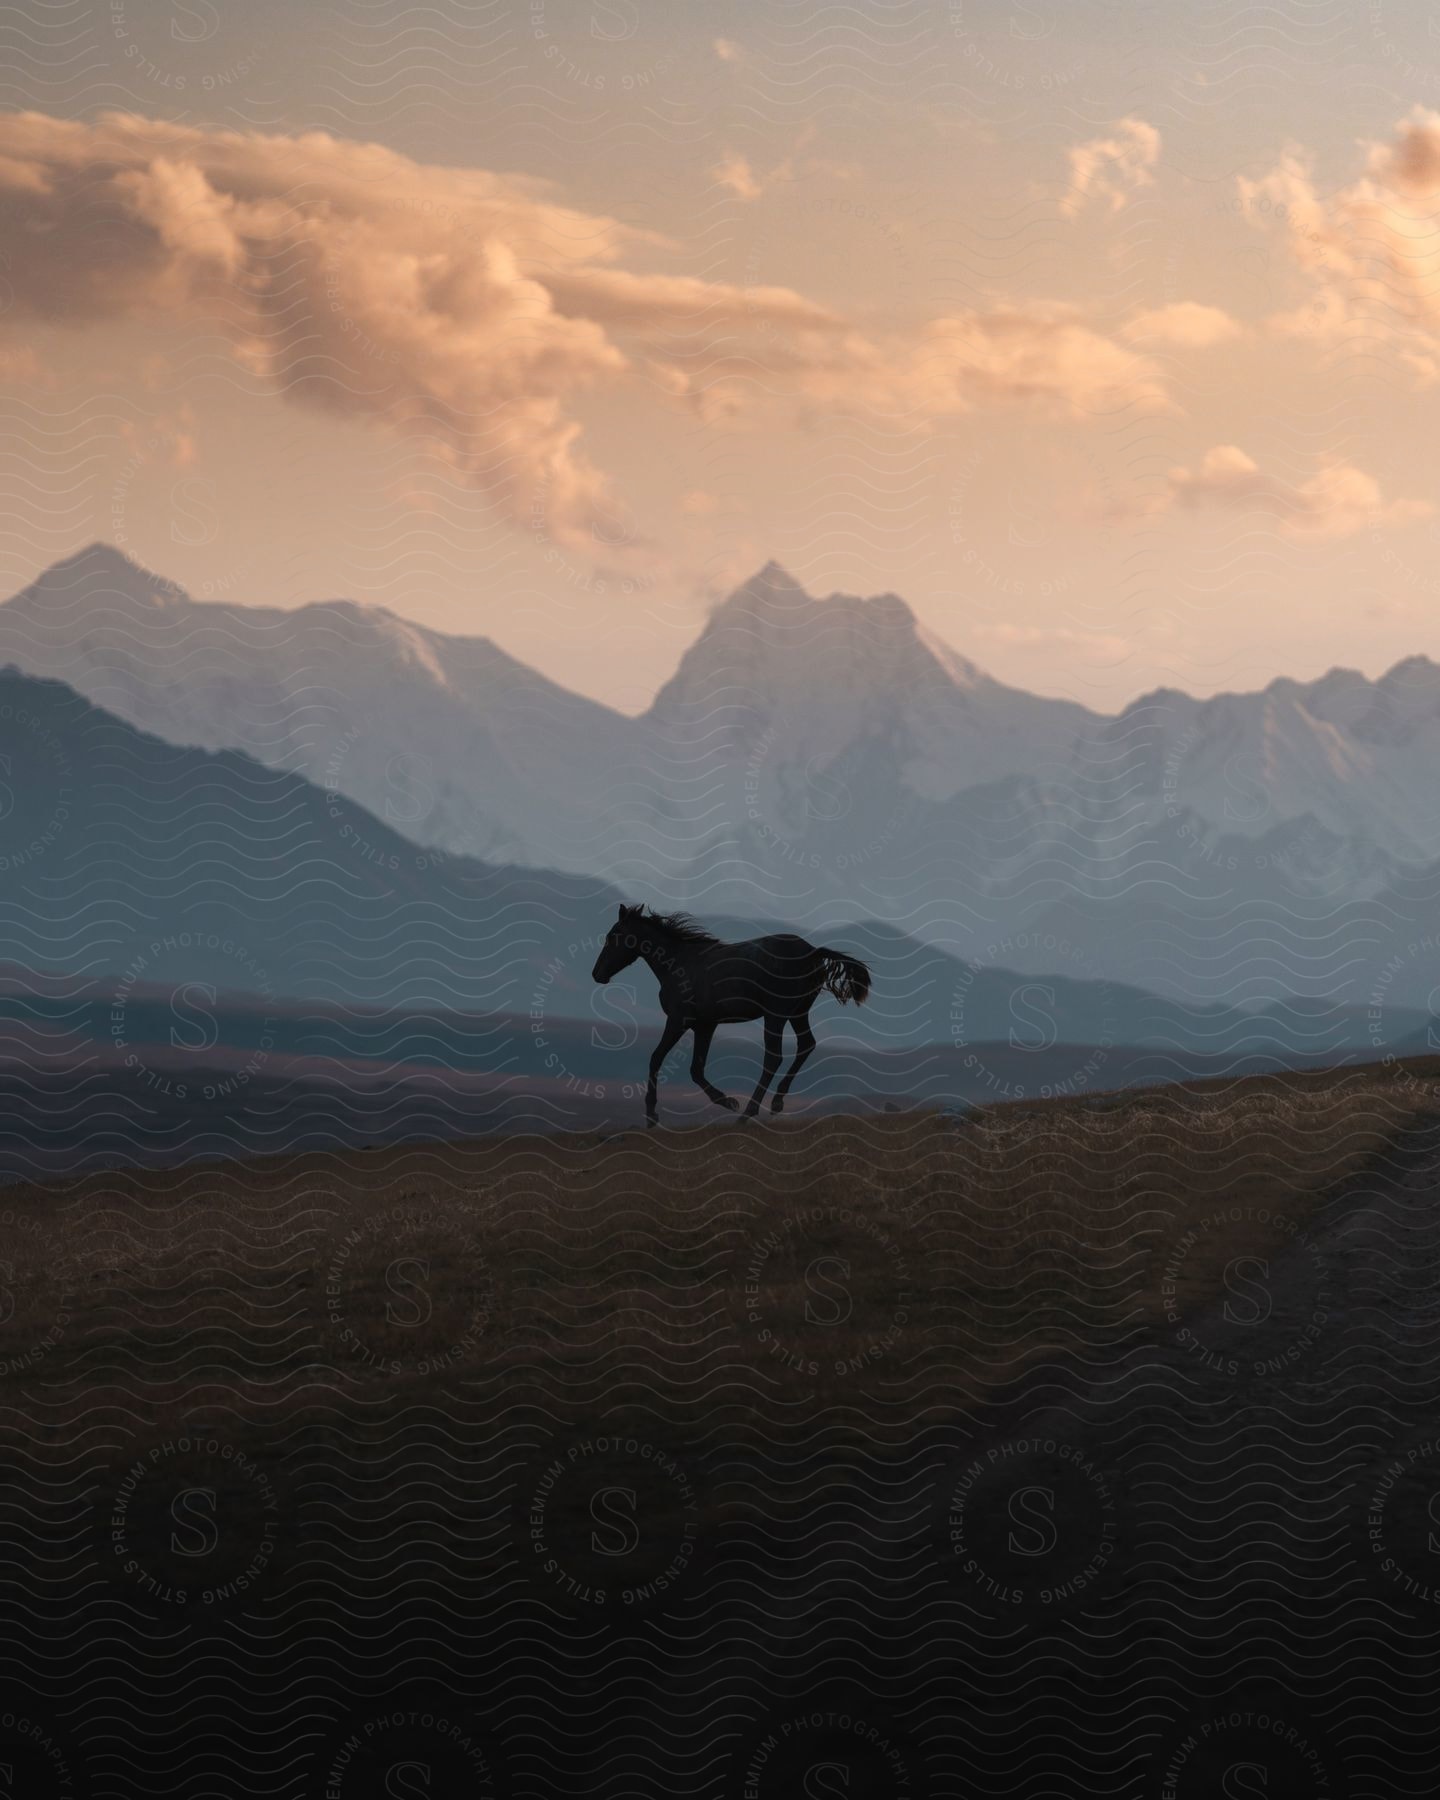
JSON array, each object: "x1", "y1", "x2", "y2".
[
  {"x1": 0, "y1": 542, "x2": 640, "y2": 874},
  {"x1": 657, "y1": 565, "x2": 993, "y2": 718},
  {"x1": 20, "y1": 542, "x2": 185, "y2": 609},
  {"x1": 643, "y1": 564, "x2": 1101, "y2": 820},
  {"x1": 10, "y1": 544, "x2": 1440, "y2": 938}
]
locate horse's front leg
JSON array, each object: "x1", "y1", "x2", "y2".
[
  {"x1": 771, "y1": 1014, "x2": 816, "y2": 1113},
  {"x1": 646, "y1": 1017, "x2": 685, "y2": 1127},
  {"x1": 690, "y1": 1020, "x2": 737, "y2": 1112},
  {"x1": 743, "y1": 1017, "x2": 784, "y2": 1118}
]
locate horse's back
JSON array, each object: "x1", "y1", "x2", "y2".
[
  {"x1": 721, "y1": 933, "x2": 821, "y2": 974},
  {"x1": 753, "y1": 932, "x2": 817, "y2": 958},
  {"x1": 691, "y1": 933, "x2": 822, "y2": 1021}
]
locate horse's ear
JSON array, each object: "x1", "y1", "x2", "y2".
[{"x1": 621, "y1": 903, "x2": 641, "y2": 921}]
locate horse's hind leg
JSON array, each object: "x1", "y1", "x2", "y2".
[
  {"x1": 743, "y1": 1017, "x2": 785, "y2": 1119},
  {"x1": 771, "y1": 1014, "x2": 816, "y2": 1113},
  {"x1": 691, "y1": 1020, "x2": 738, "y2": 1112}
]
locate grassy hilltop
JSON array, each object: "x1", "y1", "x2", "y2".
[
  {"x1": 5, "y1": 1055, "x2": 1433, "y2": 1428},
  {"x1": 3, "y1": 1058, "x2": 1439, "y2": 1792}
]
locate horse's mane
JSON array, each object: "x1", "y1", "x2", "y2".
[{"x1": 642, "y1": 908, "x2": 719, "y2": 947}]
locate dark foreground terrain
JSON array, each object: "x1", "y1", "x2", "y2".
[{"x1": 3, "y1": 1059, "x2": 1440, "y2": 1796}]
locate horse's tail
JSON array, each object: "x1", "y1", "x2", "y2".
[{"x1": 819, "y1": 948, "x2": 871, "y2": 1007}]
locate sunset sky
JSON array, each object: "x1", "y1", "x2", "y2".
[{"x1": 4, "y1": 0, "x2": 1440, "y2": 712}]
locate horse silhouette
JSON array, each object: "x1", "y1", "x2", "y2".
[{"x1": 591, "y1": 905, "x2": 871, "y2": 1126}]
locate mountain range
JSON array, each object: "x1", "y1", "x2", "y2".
[
  {"x1": 6, "y1": 544, "x2": 1440, "y2": 1011},
  {"x1": 5, "y1": 657, "x2": 1419, "y2": 1177}
]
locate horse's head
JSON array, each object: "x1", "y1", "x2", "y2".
[{"x1": 592, "y1": 905, "x2": 645, "y2": 984}]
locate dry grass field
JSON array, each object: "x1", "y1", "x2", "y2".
[
  {"x1": 3, "y1": 1058, "x2": 1438, "y2": 1795},
  {"x1": 3, "y1": 1055, "x2": 1433, "y2": 1434}
]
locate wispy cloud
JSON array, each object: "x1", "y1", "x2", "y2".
[
  {"x1": 0, "y1": 110, "x2": 1170, "y2": 561},
  {"x1": 0, "y1": 112, "x2": 646, "y2": 553},
  {"x1": 712, "y1": 150, "x2": 765, "y2": 200},
  {"x1": 1145, "y1": 445, "x2": 1431, "y2": 538},
  {"x1": 709, "y1": 127, "x2": 854, "y2": 204},
  {"x1": 1242, "y1": 107, "x2": 1440, "y2": 380},
  {"x1": 1123, "y1": 302, "x2": 1244, "y2": 348},
  {"x1": 1061, "y1": 118, "x2": 1160, "y2": 218}
]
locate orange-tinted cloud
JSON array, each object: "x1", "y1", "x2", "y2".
[
  {"x1": 0, "y1": 110, "x2": 1170, "y2": 557},
  {"x1": 0, "y1": 111, "x2": 638, "y2": 552},
  {"x1": 1157, "y1": 445, "x2": 1430, "y2": 538},
  {"x1": 1242, "y1": 108, "x2": 1440, "y2": 380},
  {"x1": 646, "y1": 301, "x2": 1168, "y2": 425},
  {"x1": 1062, "y1": 118, "x2": 1160, "y2": 218},
  {"x1": 712, "y1": 150, "x2": 764, "y2": 200},
  {"x1": 1123, "y1": 302, "x2": 1244, "y2": 348}
]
